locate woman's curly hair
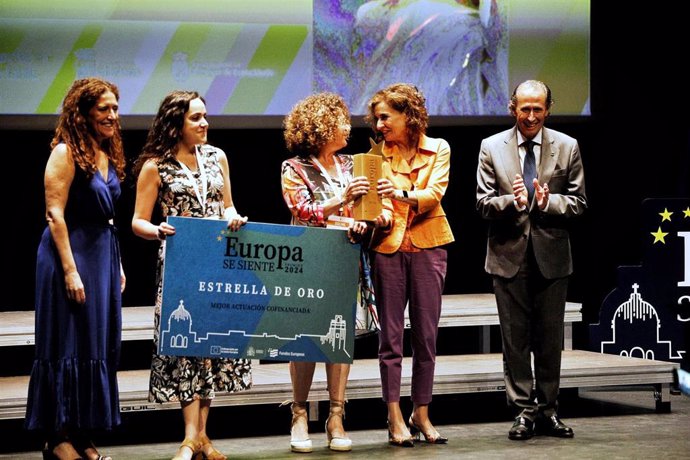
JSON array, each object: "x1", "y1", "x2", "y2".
[
  {"x1": 132, "y1": 90, "x2": 204, "y2": 178},
  {"x1": 364, "y1": 83, "x2": 428, "y2": 146},
  {"x1": 51, "y1": 77, "x2": 125, "y2": 180},
  {"x1": 283, "y1": 92, "x2": 351, "y2": 158}
]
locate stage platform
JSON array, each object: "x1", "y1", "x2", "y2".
[
  {"x1": 0, "y1": 293, "x2": 583, "y2": 350},
  {"x1": 0, "y1": 351, "x2": 677, "y2": 420},
  {"x1": 3, "y1": 387, "x2": 690, "y2": 459},
  {"x1": 0, "y1": 294, "x2": 678, "y2": 421}
]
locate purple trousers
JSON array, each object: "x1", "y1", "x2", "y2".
[{"x1": 371, "y1": 248, "x2": 447, "y2": 404}]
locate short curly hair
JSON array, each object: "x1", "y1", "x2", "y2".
[
  {"x1": 283, "y1": 92, "x2": 351, "y2": 158},
  {"x1": 365, "y1": 83, "x2": 428, "y2": 144}
]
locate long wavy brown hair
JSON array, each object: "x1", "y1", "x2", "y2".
[
  {"x1": 51, "y1": 77, "x2": 125, "y2": 180},
  {"x1": 132, "y1": 90, "x2": 203, "y2": 178}
]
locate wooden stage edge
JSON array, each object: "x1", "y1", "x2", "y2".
[
  {"x1": 0, "y1": 295, "x2": 584, "y2": 351},
  {"x1": 0, "y1": 350, "x2": 678, "y2": 420}
]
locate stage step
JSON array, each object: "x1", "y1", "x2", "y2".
[
  {"x1": 0, "y1": 350, "x2": 677, "y2": 420},
  {"x1": 7, "y1": 294, "x2": 667, "y2": 422},
  {"x1": 0, "y1": 293, "x2": 582, "y2": 349}
]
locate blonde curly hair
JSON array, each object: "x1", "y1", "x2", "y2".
[{"x1": 283, "y1": 92, "x2": 350, "y2": 158}]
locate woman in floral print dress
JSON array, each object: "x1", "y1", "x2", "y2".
[
  {"x1": 280, "y1": 92, "x2": 389, "y2": 453},
  {"x1": 132, "y1": 90, "x2": 251, "y2": 460}
]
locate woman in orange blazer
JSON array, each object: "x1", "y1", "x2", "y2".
[{"x1": 366, "y1": 83, "x2": 454, "y2": 447}]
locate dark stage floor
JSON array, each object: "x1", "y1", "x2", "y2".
[{"x1": 3, "y1": 386, "x2": 689, "y2": 459}]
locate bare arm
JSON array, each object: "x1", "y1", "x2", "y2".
[
  {"x1": 44, "y1": 144, "x2": 85, "y2": 304},
  {"x1": 217, "y1": 150, "x2": 248, "y2": 231},
  {"x1": 132, "y1": 160, "x2": 173, "y2": 240}
]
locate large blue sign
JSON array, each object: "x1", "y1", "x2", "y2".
[{"x1": 159, "y1": 217, "x2": 360, "y2": 363}]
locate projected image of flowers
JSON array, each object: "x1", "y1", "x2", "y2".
[{"x1": 314, "y1": 0, "x2": 509, "y2": 115}]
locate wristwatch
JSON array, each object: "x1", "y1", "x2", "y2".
[{"x1": 402, "y1": 190, "x2": 408, "y2": 199}]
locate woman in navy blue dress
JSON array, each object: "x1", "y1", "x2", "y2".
[{"x1": 25, "y1": 78, "x2": 126, "y2": 460}]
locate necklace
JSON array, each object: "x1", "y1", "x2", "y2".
[
  {"x1": 310, "y1": 154, "x2": 346, "y2": 204},
  {"x1": 177, "y1": 146, "x2": 207, "y2": 214}
]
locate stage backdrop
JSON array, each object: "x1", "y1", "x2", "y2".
[{"x1": 0, "y1": 0, "x2": 590, "y2": 117}]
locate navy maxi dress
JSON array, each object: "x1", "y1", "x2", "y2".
[{"x1": 25, "y1": 163, "x2": 122, "y2": 432}]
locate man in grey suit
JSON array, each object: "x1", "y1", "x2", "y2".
[{"x1": 476, "y1": 80, "x2": 587, "y2": 440}]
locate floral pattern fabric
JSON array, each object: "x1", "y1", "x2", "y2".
[
  {"x1": 281, "y1": 154, "x2": 354, "y2": 226},
  {"x1": 149, "y1": 145, "x2": 252, "y2": 403},
  {"x1": 281, "y1": 154, "x2": 379, "y2": 335}
]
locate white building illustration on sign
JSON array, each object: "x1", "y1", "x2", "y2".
[
  {"x1": 161, "y1": 299, "x2": 351, "y2": 358},
  {"x1": 321, "y1": 315, "x2": 347, "y2": 351},
  {"x1": 601, "y1": 283, "x2": 685, "y2": 360}
]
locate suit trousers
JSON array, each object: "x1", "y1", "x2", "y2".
[
  {"x1": 493, "y1": 244, "x2": 568, "y2": 420},
  {"x1": 372, "y1": 248, "x2": 447, "y2": 404}
]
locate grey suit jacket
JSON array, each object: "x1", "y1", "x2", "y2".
[{"x1": 476, "y1": 126, "x2": 587, "y2": 279}]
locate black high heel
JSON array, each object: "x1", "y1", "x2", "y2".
[
  {"x1": 387, "y1": 421, "x2": 414, "y2": 448},
  {"x1": 408, "y1": 417, "x2": 448, "y2": 444},
  {"x1": 41, "y1": 446, "x2": 54, "y2": 460}
]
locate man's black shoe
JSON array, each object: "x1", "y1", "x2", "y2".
[
  {"x1": 537, "y1": 414, "x2": 574, "y2": 438},
  {"x1": 508, "y1": 416, "x2": 534, "y2": 440}
]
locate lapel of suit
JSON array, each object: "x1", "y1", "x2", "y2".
[
  {"x1": 498, "y1": 128, "x2": 521, "y2": 183},
  {"x1": 538, "y1": 128, "x2": 558, "y2": 184}
]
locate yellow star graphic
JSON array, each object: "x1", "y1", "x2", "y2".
[
  {"x1": 659, "y1": 208, "x2": 673, "y2": 222},
  {"x1": 651, "y1": 226, "x2": 669, "y2": 244},
  {"x1": 683, "y1": 207, "x2": 690, "y2": 218}
]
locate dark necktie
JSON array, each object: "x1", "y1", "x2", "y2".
[{"x1": 522, "y1": 140, "x2": 537, "y2": 203}]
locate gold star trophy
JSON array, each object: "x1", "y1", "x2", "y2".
[{"x1": 352, "y1": 139, "x2": 384, "y2": 221}]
